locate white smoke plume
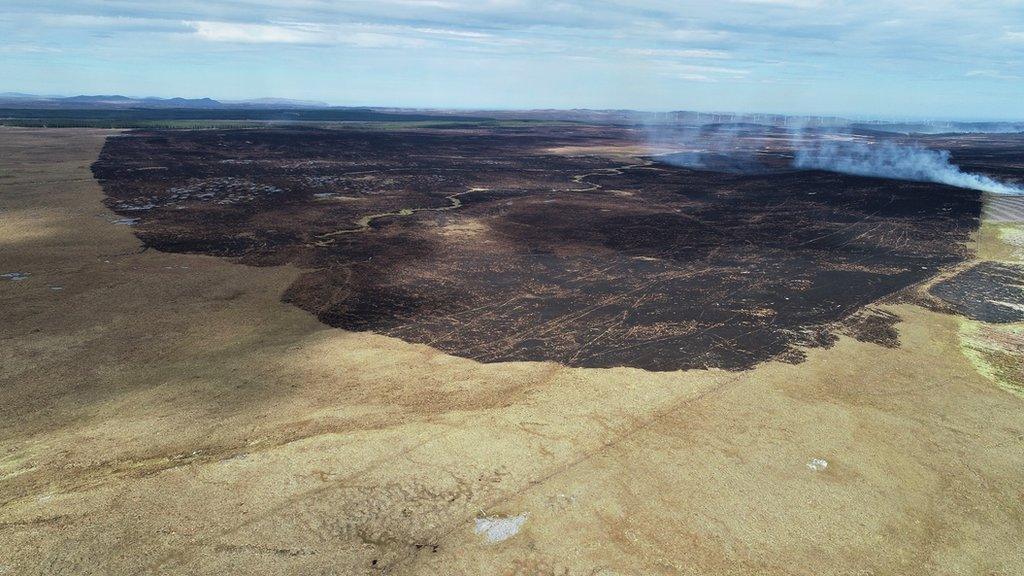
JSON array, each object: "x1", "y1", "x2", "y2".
[
  {"x1": 641, "y1": 116, "x2": 775, "y2": 173},
  {"x1": 793, "y1": 140, "x2": 1024, "y2": 195}
]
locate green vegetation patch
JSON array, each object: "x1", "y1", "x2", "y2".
[
  {"x1": 959, "y1": 319, "x2": 1024, "y2": 398},
  {"x1": 997, "y1": 224, "x2": 1024, "y2": 261}
]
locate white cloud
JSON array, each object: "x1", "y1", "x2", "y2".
[
  {"x1": 35, "y1": 14, "x2": 171, "y2": 28},
  {"x1": 186, "y1": 21, "x2": 320, "y2": 43},
  {"x1": 660, "y1": 62, "x2": 751, "y2": 81},
  {"x1": 662, "y1": 28, "x2": 733, "y2": 43},
  {"x1": 966, "y1": 69, "x2": 1022, "y2": 80},
  {"x1": 0, "y1": 43, "x2": 61, "y2": 53},
  {"x1": 625, "y1": 48, "x2": 732, "y2": 59},
  {"x1": 414, "y1": 27, "x2": 492, "y2": 39},
  {"x1": 734, "y1": 0, "x2": 826, "y2": 7},
  {"x1": 183, "y1": 20, "x2": 454, "y2": 48}
]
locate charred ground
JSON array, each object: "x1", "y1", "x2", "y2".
[{"x1": 92, "y1": 126, "x2": 983, "y2": 370}]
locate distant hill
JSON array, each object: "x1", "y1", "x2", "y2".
[
  {"x1": 0, "y1": 94, "x2": 330, "y2": 109},
  {"x1": 225, "y1": 97, "x2": 331, "y2": 108},
  {"x1": 0, "y1": 92, "x2": 47, "y2": 99},
  {"x1": 1, "y1": 93, "x2": 1020, "y2": 132},
  {"x1": 0, "y1": 106, "x2": 491, "y2": 124}
]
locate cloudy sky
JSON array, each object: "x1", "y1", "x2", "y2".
[{"x1": 2, "y1": 1, "x2": 1023, "y2": 118}]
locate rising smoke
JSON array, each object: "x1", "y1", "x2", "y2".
[
  {"x1": 641, "y1": 115, "x2": 781, "y2": 174},
  {"x1": 793, "y1": 140, "x2": 1024, "y2": 195},
  {"x1": 640, "y1": 112, "x2": 1024, "y2": 195}
]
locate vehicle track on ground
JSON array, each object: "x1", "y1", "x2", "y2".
[{"x1": 309, "y1": 156, "x2": 656, "y2": 247}]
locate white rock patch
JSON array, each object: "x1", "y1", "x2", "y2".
[
  {"x1": 474, "y1": 513, "x2": 528, "y2": 543},
  {"x1": 807, "y1": 458, "x2": 829, "y2": 472}
]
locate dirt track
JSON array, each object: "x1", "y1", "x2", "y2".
[{"x1": 1, "y1": 128, "x2": 1023, "y2": 575}]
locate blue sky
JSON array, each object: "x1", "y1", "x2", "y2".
[{"x1": 2, "y1": 1, "x2": 1023, "y2": 119}]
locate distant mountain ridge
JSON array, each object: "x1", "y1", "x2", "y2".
[
  {"x1": 0, "y1": 93, "x2": 327, "y2": 109},
  {"x1": 1, "y1": 93, "x2": 1021, "y2": 133}
]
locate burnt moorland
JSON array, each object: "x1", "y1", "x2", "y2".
[{"x1": 92, "y1": 125, "x2": 988, "y2": 370}]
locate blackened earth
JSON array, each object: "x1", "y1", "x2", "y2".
[
  {"x1": 92, "y1": 127, "x2": 984, "y2": 371},
  {"x1": 931, "y1": 262, "x2": 1024, "y2": 323}
]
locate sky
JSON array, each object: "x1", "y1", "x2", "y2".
[{"x1": 2, "y1": 1, "x2": 1024, "y2": 119}]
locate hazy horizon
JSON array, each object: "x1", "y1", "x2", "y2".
[{"x1": 4, "y1": 91, "x2": 1024, "y2": 124}]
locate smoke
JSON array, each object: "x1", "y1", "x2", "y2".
[
  {"x1": 794, "y1": 140, "x2": 1024, "y2": 195},
  {"x1": 641, "y1": 115, "x2": 779, "y2": 173},
  {"x1": 854, "y1": 121, "x2": 1024, "y2": 135},
  {"x1": 640, "y1": 113, "x2": 1024, "y2": 195}
]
